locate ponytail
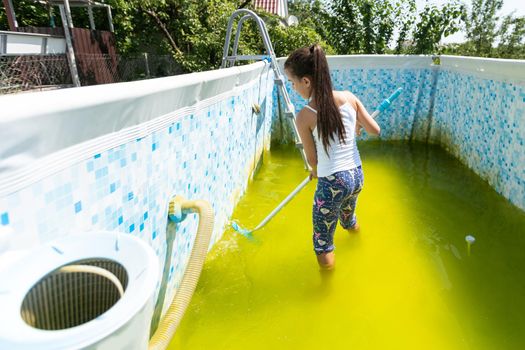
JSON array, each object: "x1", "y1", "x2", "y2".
[
  {"x1": 285, "y1": 44, "x2": 346, "y2": 155},
  {"x1": 310, "y1": 44, "x2": 346, "y2": 155}
]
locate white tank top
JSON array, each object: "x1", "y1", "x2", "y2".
[{"x1": 305, "y1": 102, "x2": 362, "y2": 177}]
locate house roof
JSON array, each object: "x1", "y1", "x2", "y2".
[{"x1": 254, "y1": 0, "x2": 288, "y2": 18}]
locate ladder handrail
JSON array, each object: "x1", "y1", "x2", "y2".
[
  {"x1": 222, "y1": 10, "x2": 281, "y2": 81},
  {"x1": 231, "y1": 15, "x2": 251, "y2": 60},
  {"x1": 221, "y1": 9, "x2": 309, "y2": 170},
  {"x1": 222, "y1": 9, "x2": 275, "y2": 68}
]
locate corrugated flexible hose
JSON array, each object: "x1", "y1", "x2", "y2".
[
  {"x1": 148, "y1": 196, "x2": 214, "y2": 350},
  {"x1": 59, "y1": 265, "x2": 125, "y2": 297}
]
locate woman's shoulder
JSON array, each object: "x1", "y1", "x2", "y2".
[
  {"x1": 330, "y1": 91, "x2": 343, "y2": 106},
  {"x1": 333, "y1": 89, "x2": 354, "y2": 100},
  {"x1": 334, "y1": 90, "x2": 358, "y2": 110},
  {"x1": 297, "y1": 105, "x2": 317, "y2": 127}
]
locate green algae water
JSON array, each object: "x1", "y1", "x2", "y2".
[{"x1": 169, "y1": 141, "x2": 525, "y2": 350}]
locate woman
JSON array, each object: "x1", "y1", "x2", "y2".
[{"x1": 284, "y1": 44, "x2": 380, "y2": 270}]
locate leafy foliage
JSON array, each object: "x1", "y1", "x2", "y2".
[
  {"x1": 410, "y1": 0, "x2": 466, "y2": 54},
  {"x1": 497, "y1": 13, "x2": 525, "y2": 58},
  {"x1": 441, "y1": 0, "x2": 525, "y2": 59},
  {"x1": 323, "y1": 0, "x2": 466, "y2": 55},
  {"x1": 327, "y1": 0, "x2": 399, "y2": 54},
  {"x1": 104, "y1": 0, "x2": 243, "y2": 71},
  {"x1": 1, "y1": 0, "x2": 524, "y2": 75},
  {"x1": 465, "y1": 0, "x2": 504, "y2": 56},
  {"x1": 265, "y1": 13, "x2": 335, "y2": 57},
  {"x1": 394, "y1": 0, "x2": 417, "y2": 54},
  {"x1": 1, "y1": 0, "x2": 50, "y2": 28},
  {"x1": 288, "y1": 0, "x2": 331, "y2": 44}
]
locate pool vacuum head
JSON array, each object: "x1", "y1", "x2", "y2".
[{"x1": 231, "y1": 221, "x2": 253, "y2": 237}]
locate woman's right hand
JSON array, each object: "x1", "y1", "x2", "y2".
[
  {"x1": 356, "y1": 123, "x2": 363, "y2": 136},
  {"x1": 309, "y1": 168, "x2": 318, "y2": 180}
]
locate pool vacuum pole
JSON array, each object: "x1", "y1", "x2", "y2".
[
  {"x1": 254, "y1": 175, "x2": 311, "y2": 231},
  {"x1": 371, "y1": 87, "x2": 402, "y2": 118},
  {"x1": 232, "y1": 88, "x2": 403, "y2": 237}
]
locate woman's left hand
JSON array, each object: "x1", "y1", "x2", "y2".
[{"x1": 309, "y1": 169, "x2": 318, "y2": 180}]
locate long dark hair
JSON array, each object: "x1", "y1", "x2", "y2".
[{"x1": 284, "y1": 44, "x2": 345, "y2": 155}]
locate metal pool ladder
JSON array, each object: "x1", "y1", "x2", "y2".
[{"x1": 221, "y1": 9, "x2": 309, "y2": 170}]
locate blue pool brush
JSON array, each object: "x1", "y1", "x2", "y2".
[{"x1": 232, "y1": 88, "x2": 403, "y2": 237}]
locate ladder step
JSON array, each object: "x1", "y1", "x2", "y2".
[
  {"x1": 285, "y1": 102, "x2": 295, "y2": 117},
  {"x1": 285, "y1": 111, "x2": 295, "y2": 118},
  {"x1": 275, "y1": 74, "x2": 288, "y2": 85},
  {"x1": 225, "y1": 55, "x2": 269, "y2": 61}
]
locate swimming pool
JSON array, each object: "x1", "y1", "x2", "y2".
[
  {"x1": 169, "y1": 141, "x2": 525, "y2": 349},
  {"x1": 0, "y1": 55, "x2": 523, "y2": 348}
]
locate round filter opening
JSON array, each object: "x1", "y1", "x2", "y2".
[{"x1": 20, "y1": 258, "x2": 129, "y2": 330}]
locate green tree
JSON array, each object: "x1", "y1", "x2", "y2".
[
  {"x1": 264, "y1": 0, "x2": 334, "y2": 56},
  {"x1": 410, "y1": 0, "x2": 465, "y2": 54},
  {"x1": 268, "y1": 19, "x2": 335, "y2": 57},
  {"x1": 105, "y1": 0, "x2": 258, "y2": 72},
  {"x1": 496, "y1": 13, "x2": 525, "y2": 58},
  {"x1": 0, "y1": 0, "x2": 51, "y2": 29},
  {"x1": 327, "y1": 0, "x2": 399, "y2": 54},
  {"x1": 288, "y1": 0, "x2": 331, "y2": 44},
  {"x1": 465, "y1": 0, "x2": 504, "y2": 56},
  {"x1": 393, "y1": 0, "x2": 417, "y2": 54}
]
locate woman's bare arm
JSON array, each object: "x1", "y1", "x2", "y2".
[{"x1": 346, "y1": 91, "x2": 381, "y2": 136}]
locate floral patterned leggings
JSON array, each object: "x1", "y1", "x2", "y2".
[{"x1": 312, "y1": 166, "x2": 364, "y2": 255}]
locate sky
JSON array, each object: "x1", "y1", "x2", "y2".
[{"x1": 415, "y1": 0, "x2": 525, "y2": 43}]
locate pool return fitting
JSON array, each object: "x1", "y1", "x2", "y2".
[
  {"x1": 465, "y1": 235, "x2": 476, "y2": 256},
  {"x1": 148, "y1": 196, "x2": 214, "y2": 350},
  {"x1": 232, "y1": 88, "x2": 404, "y2": 237}
]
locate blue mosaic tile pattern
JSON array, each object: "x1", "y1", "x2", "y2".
[
  {"x1": 275, "y1": 61, "x2": 524, "y2": 211},
  {"x1": 0, "y1": 71, "x2": 275, "y2": 310},
  {"x1": 431, "y1": 69, "x2": 525, "y2": 210},
  {"x1": 0, "y1": 57, "x2": 523, "y2": 315},
  {"x1": 274, "y1": 67, "x2": 437, "y2": 143}
]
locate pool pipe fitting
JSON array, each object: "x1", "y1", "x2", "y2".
[
  {"x1": 168, "y1": 197, "x2": 188, "y2": 223},
  {"x1": 148, "y1": 196, "x2": 214, "y2": 350},
  {"x1": 252, "y1": 103, "x2": 261, "y2": 115},
  {"x1": 465, "y1": 235, "x2": 476, "y2": 256}
]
